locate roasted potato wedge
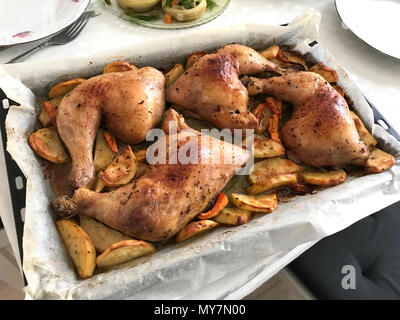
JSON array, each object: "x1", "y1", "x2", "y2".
[
  {"x1": 39, "y1": 106, "x2": 52, "y2": 127},
  {"x1": 176, "y1": 220, "x2": 218, "y2": 243},
  {"x1": 133, "y1": 149, "x2": 147, "y2": 162},
  {"x1": 333, "y1": 85, "x2": 344, "y2": 97},
  {"x1": 253, "y1": 103, "x2": 272, "y2": 134},
  {"x1": 48, "y1": 78, "x2": 85, "y2": 99},
  {"x1": 213, "y1": 207, "x2": 253, "y2": 226},
  {"x1": 365, "y1": 148, "x2": 395, "y2": 174},
  {"x1": 49, "y1": 95, "x2": 63, "y2": 108},
  {"x1": 135, "y1": 161, "x2": 148, "y2": 179},
  {"x1": 245, "y1": 135, "x2": 285, "y2": 158},
  {"x1": 28, "y1": 127, "x2": 70, "y2": 164},
  {"x1": 299, "y1": 168, "x2": 347, "y2": 186},
  {"x1": 246, "y1": 173, "x2": 298, "y2": 195},
  {"x1": 56, "y1": 219, "x2": 96, "y2": 278},
  {"x1": 165, "y1": 64, "x2": 185, "y2": 87},
  {"x1": 94, "y1": 129, "x2": 116, "y2": 172},
  {"x1": 278, "y1": 50, "x2": 306, "y2": 66},
  {"x1": 79, "y1": 215, "x2": 132, "y2": 253},
  {"x1": 186, "y1": 51, "x2": 206, "y2": 69},
  {"x1": 96, "y1": 239, "x2": 156, "y2": 268},
  {"x1": 39, "y1": 96, "x2": 63, "y2": 128},
  {"x1": 259, "y1": 44, "x2": 280, "y2": 60},
  {"x1": 101, "y1": 145, "x2": 137, "y2": 187},
  {"x1": 103, "y1": 61, "x2": 136, "y2": 74},
  {"x1": 309, "y1": 62, "x2": 339, "y2": 83},
  {"x1": 94, "y1": 170, "x2": 106, "y2": 193},
  {"x1": 248, "y1": 157, "x2": 301, "y2": 184},
  {"x1": 349, "y1": 111, "x2": 377, "y2": 152},
  {"x1": 230, "y1": 193, "x2": 278, "y2": 213}
]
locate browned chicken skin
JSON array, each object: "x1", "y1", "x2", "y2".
[
  {"x1": 166, "y1": 44, "x2": 277, "y2": 130},
  {"x1": 53, "y1": 109, "x2": 249, "y2": 242},
  {"x1": 248, "y1": 72, "x2": 370, "y2": 166},
  {"x1": 57, "y1": 67, "x2": 165, "y2": 189}
]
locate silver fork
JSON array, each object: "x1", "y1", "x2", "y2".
[{"x1": 7, "y1": 11, "x2": 96, "y2": 64}]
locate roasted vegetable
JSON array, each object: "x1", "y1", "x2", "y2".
[
  {"x1": 117, "y1": 0, "x2": 160, "y2": 12},
  {"x1": 213, "y1": 207, "x2": 253, "y2": 226},
  {"x1": 96, "y1": 239, "x2": 156, "y2": 268},
  {"x1": 39, "y1": 106, "x2": 52, "y2": 127},
  {"x1": 165, "y1": 64, "x2": 185, "y2": 87},
  {"x1": 79, "y1": 215, "x2": 132, "y2": 253},
  {"x1": 253, "y1": 103, "x2": 272, "y2": 134},
  {"x1": 309, "y1": 62, "x2": 339, "y2": 83},
  {"x1": 365, "y1": 148, "x2": 395, "y2": 174},
  {"x1": 162, "y1": 0, "x2": 207, "y2": 22},
  {"x1": 135, "y1": 162, "x2": 148, "y2": 179},
  {"x1": 186, "y1": 51, "x2": 206, "y2": 69},
  {"x1": 101, "y1": 145, "x2": 137, "y2": 187},
  {"x1": 103, "y1": 60, "x2": 136, "y2": 74},
  {"x1": 43, "y1": 101, "x2": 58, "y2": 128},
  {"x1": 103, "y1": 131, "x2": 118, "y2": 153},
  {"x1": 278, "y1": 50, "x2": 306, "y2": 66},
  {"x1": 197, "y1": 193, "x2": 228, "y2": 219},
  {"x1": 230, "y1": 193, "x2": 278, "y2": 213},
  {"x1": 56, "y1": 219, "x2": 96, "y2": 278},
  {"x1": 39, "y1": 97, "x2": 62, "y2": 127},
  {"x1": 133, "y1": 149, "x2": 147, "y2": 162},
  {"x1": 298, "y1": 168, "x2": 347, "y2": 186},
  {"x1": 248, "y1": 157, "x2": 301, "y2": 185},
  {"x1": 176, "y1": 219, "x2": 218, "y2": 243},
  {"x1": 94, "y1": 170, "x2": 106, "y2": 193},
  {"x1": 268, "y1": 114, "x2": 281, "y2": 143},
  {"x1": 94, "y1": 129, "x2": 116, "y2": 172},
  {"x1": 244, "y1": 134, "x2": 285, "y2": 158},
  {"x1": 246, "y1": 173, "x2": 298, "y2": 195},
  {"x1": 48, "y1": 78, "x2": 85, "y2": 99},
  {"x1": 265, "y1": 97, "x2": 282, "y2": 119},
  {"x1": 333, "y1": 85, "x2": 344, "y2": 97},
  {"x1": 28, "y1": 127, "x2": 70, "y2": 164},
  {"x1": 259, "y1": 45, "x2": 280, "y2": 60},
  {"x1": 349, "y1": 111, "x2": 377, "y2": 152}
]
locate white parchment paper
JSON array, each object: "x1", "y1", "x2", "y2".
[{"x1": 1, "y1": 10, "x2": 399, "y2": 300}]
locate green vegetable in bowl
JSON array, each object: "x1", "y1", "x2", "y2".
[{"x1": 162, "y1": 0, "x2": 207, "y2": 21}]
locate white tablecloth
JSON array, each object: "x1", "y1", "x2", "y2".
[{"x1": 1, "y1": 0, "x2": 399, "y2": 298}]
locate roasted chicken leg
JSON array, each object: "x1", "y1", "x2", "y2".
[
  {"x1": 53, "y1": 109, "x2": 249, "y2": 242},
  {"x1": 166, "y1": 44, "x2": 277, "y2": 130},
  {"x1": 57, "y1": 67, "x2": 165, "y2": 189},
  {"x1": 248, "y1": 72, "x2": 370, "y2": 166}
]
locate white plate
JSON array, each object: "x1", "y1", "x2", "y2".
[
  {"x1": 0, "y1": 0, "x2": 90, "y2": 47},
  {"x1": 335, "y1": 0, "x2": 400, "y2": 60}
]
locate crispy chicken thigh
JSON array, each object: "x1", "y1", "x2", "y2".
[
  {"x1": 248, "y1": 72, "x2": 370, "y2": 166},
  {"x1": 166, "y1": 44, "x2": 277, "y2": 130},
  {"x1": 53, "y1": 109, "x2": 249, "y2": 242},
  {"x1": 57, "y1": 67, "x2": 165, "y2": 189}
]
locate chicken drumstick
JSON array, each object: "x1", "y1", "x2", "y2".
[
  {"x1": 53, "y1": 109, "x2": 249, "y2": 242},
  {"x1": 166, "y1": 44, "x2": 277, "y2": 130},
  {"x1": 57, "y1": 67, "x2": 165, "y2": 189},
  {"x1": 248, "y1": 72, "x2": 370, "y2": 166}
]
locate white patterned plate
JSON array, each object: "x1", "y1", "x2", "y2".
[{"x1": 0, "y1": 0, "x2": 90, "y2": 47}]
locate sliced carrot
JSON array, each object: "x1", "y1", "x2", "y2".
[
  {"x1": 43, "y1": 101, "x2": 58, "y2": 129},
  {"x1": 164, "y1": 13, "x2": 172, "y2": 24},
  {"x1": 171, "y1": 0, "x2": 179, "y2": 5},
  {"x1": 253, "y1": 103, "x2": 265, "y2": 123},
  {"x1": 197, "y1": 193, "x2": 229, "y2": 220},
  {"x1": 268, "y1": 114, "x2": 281, "y2": 143},
  {"x1": 265, "y1": 97, "x2": 282, "y2": 119},
  {"x1": 103, "y1": 131, "x2": 118, "y2": 153},
  {"x1": 277, "y1": 49, "x2": 291, "y2": 63}
]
